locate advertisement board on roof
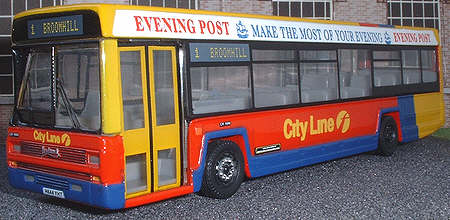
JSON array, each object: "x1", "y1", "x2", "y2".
[{"x1": 112, "y1": 10, "x2": 438, "y2": 46}]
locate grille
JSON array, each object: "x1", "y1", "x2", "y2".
[
  {"x1": 21, "y1": 142, "x2": 87, "y2": 164},
  {"x1": 36, "y1": 175, "x2": 69, "y2": 190},
  {"x1": 18, "y1": 162, "x2": 92, "y2": 182}
]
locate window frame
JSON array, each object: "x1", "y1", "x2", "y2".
[
  {"x1": 187, "y1": 41, "x2": 252, "y2": 115},
  {"x1": 372, "y1": 49, "x2": 403, "y2": 87},
  {"x1": 11, "y1": 41, "x2": 102, "y2": 133},
  {"x1": 387, "y1": 0, "x2": 440, "y2": 30},
  {"x1": 252, "y1": 49, "x2": 300, "y2": 108},
  {"x1": 272, "y1": 0, "x2": 333, "y2": 20},
  {"x1": 371, "y1": 46, "x2": 439, "y2": 97},
  {"x1": 401, "y1": 49, "x2": 422, "y2": 85},
  {"x1": 337, "y1": 49, "x2": 373, "y2": 99},
  {"x1": 298, "y1": 49, "x2": 339, "y2": 103}
]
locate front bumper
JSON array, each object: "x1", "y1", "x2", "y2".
[{"x1": 8, "y1": 167, "x2": 125, "y2": 210}]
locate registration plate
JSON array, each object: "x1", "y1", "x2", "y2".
[{"x1": 42, "y1": 187, "x2": 65, "y2": 199}]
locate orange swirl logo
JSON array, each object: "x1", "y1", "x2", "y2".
[
  {"x1": 336, "y1": 110, "x2": 351, "y2": 134},
  {"x1": 61, "y1": 134, "x2": 71, "y2": 146}
]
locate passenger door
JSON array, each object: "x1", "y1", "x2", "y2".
[
  {"x1": 120, "y1": 46, "x2": 180, "y2": 198},
  {"x1": 148, "y1": 46, "x2": 181, "y2": 192},
  {"x1": 119, "y1": 46, "x2": 151, "y2": 198}
]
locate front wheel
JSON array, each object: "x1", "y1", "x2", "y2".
[
  {"x1": 377, "y1": 116, "x2": 398, "y2": 156},
  {"x1": 199, "y1": 140, "x2": 245, "y2": 199}
]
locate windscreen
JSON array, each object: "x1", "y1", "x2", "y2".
[
  {"x1": 16, "y1": 44, "x2": 101, "y2": 131},
  {"x1": 20, "y1": 51, "x2": 53, "y2": 112}
]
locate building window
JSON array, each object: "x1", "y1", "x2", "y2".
[
  {"x1": 272, "y1": 0, "x2": 332, "y2": 20},
  {"x1": 130, "y1": 0, "x2": 197, "y2": 9},
  {"x1": 0, "y1": 0, "x2": 63, "y2": 98},
  {"x1": 387, "y1": 0, "x2": 440, "y2": 29}
]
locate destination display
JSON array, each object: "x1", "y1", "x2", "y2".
[
  {"x1": 112, "y1": 10, "x2": 438, "y2": 46},
  {"x1": 190, "y1": 43, "x2": 250, "y2": 62},
  {"x1": 28, "y1": 15, "x2": 83, "y2": 39}
]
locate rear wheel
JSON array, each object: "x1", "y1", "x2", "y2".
[
  {"x1": 377, "y1": 116, "x2": 398, "y2": 156},
  {"x1": 200, "y1": 140, "x2": 245, "y2": 199}
]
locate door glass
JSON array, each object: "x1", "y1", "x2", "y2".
[
  {"x1": 125, "y1": 153, "x2": 147, "y2": 194},
  {"x1": 153, "y1": 50, "x2": 175, "y2": 126},
  {"x1": 157, "y1": 148, "x2": 177, "y2": 186},
  {"x1": 120, "y1": 51, "x2": 145, "y2": 130}
]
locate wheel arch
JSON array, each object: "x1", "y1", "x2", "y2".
[
  {"x1": 192, "y1": 127, "x2": 252, "y2": 192},
  {"x1": 378, "y1": 108, "x2": 403, "y2": 143}
]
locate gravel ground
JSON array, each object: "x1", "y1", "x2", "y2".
[{"x1": 1, "y1": 137, "x2": 449, "y2": 219}]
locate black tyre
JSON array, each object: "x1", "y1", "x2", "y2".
[
  {"x1": 199, "y1": 140, "x2": 245, "y2": 199},
  {"x1": 377, "y1": 116, "x2": 398, "y2": 156}
]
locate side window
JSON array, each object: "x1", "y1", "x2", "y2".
[
  {"x1": 402, "y1": 50, "x2": 421, "y2": 84},
  {"x1": 373, "y1": 50, "x2": 401, "y2": 87},
  {"x1": 252, "y1": 50, "x2": 299, "y2": 108},
  {"x1": 190, "y1": 66, "x2": 250, "y2": 114},
  {"x1": 339, "y1": 49, "x2": 372, "y2": 99},
  {"x1": 421, "y1": 49, "x2": 438, "y2": 83},
  {"x1": 120, "y1": 50, "x2": 145, "y2": 130},
  {"x1": 299, "y1": 50, "x2": 338, "y2": 103}
]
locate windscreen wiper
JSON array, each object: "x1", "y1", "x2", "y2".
[{"x1": 56, "y1": 78, "x2": 81, "y2": 129}]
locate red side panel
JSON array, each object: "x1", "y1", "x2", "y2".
[{"x1": 188, "y1": 98, "x2": 399, "y2": 173}]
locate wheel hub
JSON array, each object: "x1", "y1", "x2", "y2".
[
  {"x1": 215, "y1": 156, "x2": 236, "y2": 182},
  {"x1": 383, "y1": 124, "x2": 396, "y2": 144}
]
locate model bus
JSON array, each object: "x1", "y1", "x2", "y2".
[{"x1": 6, "y1": 4, "x2": 444, "y2": 209}]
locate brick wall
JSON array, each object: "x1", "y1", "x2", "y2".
[
  {"x1": 0, "y1": 105, "x2": 13, "y2": 143},
  {"x1": 199, "y1": 0, "x2": 272, "y2": 15},
  {"x1": 445, "y1": 94, "x2": 450, "y2": 126},
  {"x1": 334, "y1": 0, "x2": 387, "y2": 24}
]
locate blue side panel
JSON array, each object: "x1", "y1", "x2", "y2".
[
  {"x1": 398, "y1": 95, "x2": 419, "y2": 143},
  {"x1": 8, "y1": 168, "x2": 125, "y2": 209},
  {"x1": 248, "y1": 135, "x2": 378, "y2": 177},
  {"x1": 192, "y1": 128, "x2": 380, "y2": 192}
]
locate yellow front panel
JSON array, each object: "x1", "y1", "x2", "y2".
[
  {"x1": 101, "y1": 39, "x2": 122, "y2": 134},
  {"x1": 414, "y1": 92, "x2": 445, "y2": 138}
]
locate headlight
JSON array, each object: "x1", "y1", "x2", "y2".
[
  {"x1": 88, "y1": 154, "x2": 100, "y2": 165},
  {"x1": 13, "y1": 145, "x2": 21, "y2": 153}
]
